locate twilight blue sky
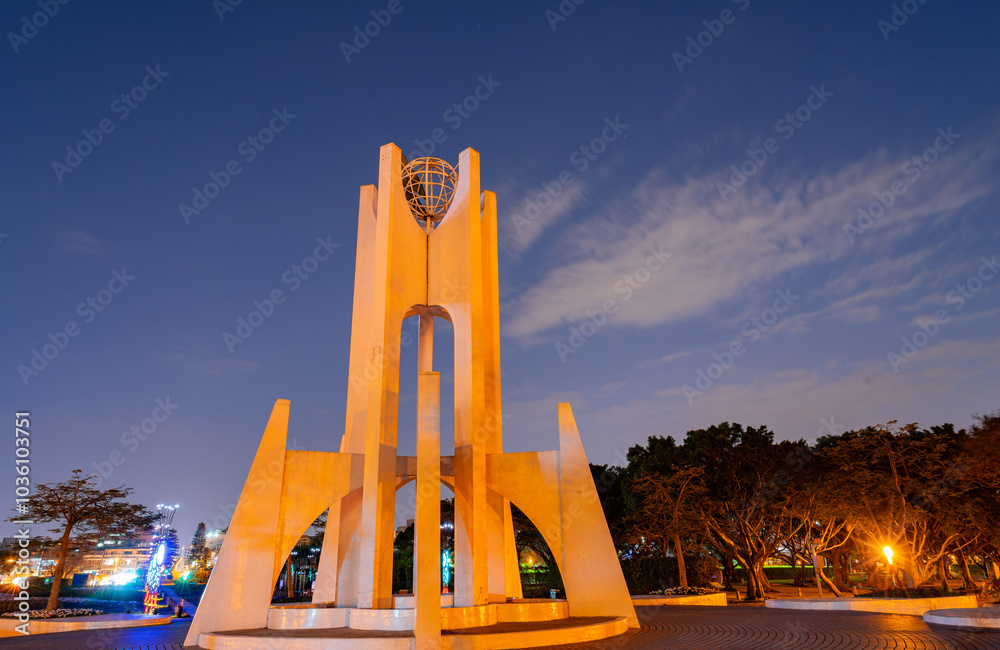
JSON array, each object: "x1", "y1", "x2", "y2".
[{"x1": 2, "y1": 1, "x2": 999, "y2": 541}]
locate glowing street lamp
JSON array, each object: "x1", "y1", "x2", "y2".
[{"x1": 883, "y1": 546, "x2": 897, "y2": 588}]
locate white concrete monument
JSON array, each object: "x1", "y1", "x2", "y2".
[{"x1": 185, "y1": 144, "x2": 637, "y2": 649}]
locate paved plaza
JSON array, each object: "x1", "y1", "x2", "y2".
[{"x1": 0, "y1": 606, "x2": 998, "y2": 649}]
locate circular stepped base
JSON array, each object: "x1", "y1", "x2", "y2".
[
  {"x1": 268, "y1": 600, "x2": 570, "y2": 632},
  {"x1": 197, "y1": 615, "x2": 628, "y2": 649}
]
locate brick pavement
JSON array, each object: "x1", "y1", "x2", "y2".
[
  {"x1": 0, "y1": 606, "x2": 997, "y2": 649},
  {"x1": 539, "y1": 605, "x2": 1000, "y2": 649}
]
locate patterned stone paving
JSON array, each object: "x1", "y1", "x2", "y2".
[
  {"x1": 539, "y1": 606, "x2": 1000, "y2": 650},
  {"x1": 0, "y1": 606, "x2": 998, "y2": 649}
]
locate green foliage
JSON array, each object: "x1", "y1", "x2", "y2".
[
  {"x1": 857, "y1": 587, "x2": 964, "y2": 599},
  {"x1": 392, "y1": 522, "x2": 414, "y2": 593},
  {"x1": 619, "y1": 554, "x2": 718, "y2": 594}
]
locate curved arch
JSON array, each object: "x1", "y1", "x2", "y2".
[
  {"x1": 485, "y1": 452, "x2": 566, "y2": 580},
  {"x1": 402, "y1": 304, "x2": 453, "y2": 323},
  {"x1": 273, "y1": 451, "x2": 362, "y2": 588},
  {"x1": 394, "y1": 476, "x2": 456, "y2": 493}
]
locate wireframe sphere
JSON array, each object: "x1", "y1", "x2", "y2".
[{"x1": 401, "y1": 157, "x2": 458, "y2": 221}]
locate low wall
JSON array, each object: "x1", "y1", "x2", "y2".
[
  {"x1": 0, "y1": 613, "x2": 172, "y2": 637},
  {"x1": 632, "y1": 592, "x2": 727, "y2": 607},
  {"x1": 923, "y1": 606, "x2": 1000, "y2": 631},
  {"x1": 766, "y1": 594, "x2": 978, "y2": 616}
]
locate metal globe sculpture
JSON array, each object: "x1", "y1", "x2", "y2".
[{"x1": 401, "y1": 157, "x2": 458, "y2": 222}]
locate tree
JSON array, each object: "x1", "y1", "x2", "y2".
[
  {"x1": 9, "y1": 470, "x2": 153, "y2": 610},
  {"x1": 682, "y1": 423, "x2": 807, "y2": 601},
  {"x1": 624, "y1": 438, "x2": 707, "y2": 588},
  {"x1": 393, "y1": 522, "x2": 414, "y2": 593},
  {"x1": 162, "y1": 527, "x2": 181, "y2": 575},
  {"x1": 187, "y1": 522, "x2": 212, "y2": 580},
  {"x1": 815, "y1": 422, "x2": 974, "y2": 588},
  {"x1": 590, "y1": 464, "x2": 628, "y2": 543}
]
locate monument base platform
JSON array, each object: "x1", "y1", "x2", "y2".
[
  {"x1": 197, "y1": 614, "x2": 628, "y2": 649},
  {"x1": 267, "y1": 599, "x2": 571, "y2": 632}
]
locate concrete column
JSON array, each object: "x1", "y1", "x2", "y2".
[
  {"x1": 418, "y1": 314, "x2": 434, "y2": 372},
  {"x1": 355, "y1": 144, "x2": 428, "y2": 610},
  {"x1": 503, "y1": 500, "x2": 523, "y2": 599},
  {"x1": 557, "y1": 403, "x2": 639, "y2": 628},
  {"x1": 415, "y1": 372, "x2": 441, "y2": 648}
]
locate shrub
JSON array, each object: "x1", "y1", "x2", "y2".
[
  {"x1": 1, "y1": 608, "x2": 104, "y2": 619},
  {"x1": 649, "y1": 586, "x2": 719, "y2": 596},
  {"x1": 857, "y1": 587, "x2": 964, "y2": 599},
  {"x1": 619, "y1": 554, "x2": 720, "y2": 594}
]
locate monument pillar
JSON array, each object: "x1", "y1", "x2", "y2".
[{"x1": 414, "y1": 371, "x2": 442, "y2": 647}]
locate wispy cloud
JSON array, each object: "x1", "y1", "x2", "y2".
[
  {"x1": 55, "y1": 227, "x2": 106, "y2": 257},
  {"x1": 162, "y1": 349, "x2": 263, "y2": 376},
  {"x1": 502, "y1": 180, "x2": 588, "y2": 257},
  {"x1": 503, "y1": 127, "x2": 998, "y2": 341},
  {"x1": 636, "y1": 349, "x2": 695, "y2": 369}
]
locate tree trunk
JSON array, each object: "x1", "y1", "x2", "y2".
[
  {"x1": 745, "y1": 557, "x2": 767, "y2": 600},
  {"x1": 47, "y1": 526, "x2": 73, "y2": 610},
  {"x1": 756, "y1": 564, "x2": 773, "y2": 593},
  {"x1": 721, "y1": 555, "x2": 735, "y2": 591},
  {"x1": 817, "y1": 562, "x2": 843, "y2": 596},
  {"x1": 900, "y1": 566, "x2": 916, "y2": 588},
  {"x1": 286, "y1": 561, "x2": 294, "y2": 598},
  {"x1": 937, "y1": 556, "x2": 949, "y2": 591},
  {"x1": 791, "y1": 541, "x2": 803, "y2": 587},
  {"x1": 674, "y1": 535, "x2": 688, "y2": 589},
  {"x1": 957, "y1": 548, "x2": 975, "y2": 590},
  {"x1": 831, "y1": 550, "x2": 846, "y2": 591}
]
